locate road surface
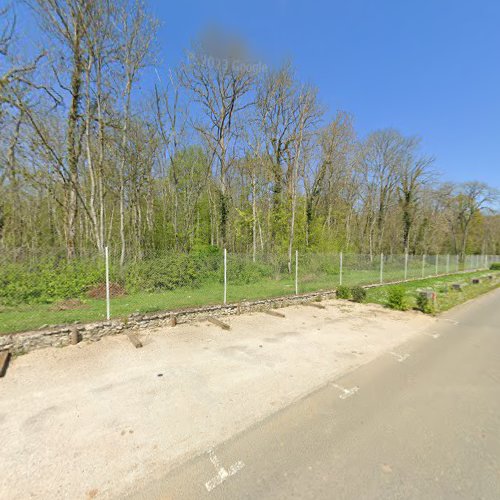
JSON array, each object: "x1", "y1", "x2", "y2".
[{"x1": 129, "y1": 288, "x2": 500, "y2": 499}]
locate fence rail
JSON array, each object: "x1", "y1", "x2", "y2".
[{"x1": 0, "y1": 249, "x2": 499, "y2": 335}]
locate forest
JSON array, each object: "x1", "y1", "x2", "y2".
[{"x1": 1, "y1": 0, "x2": 500, "y2": 276}]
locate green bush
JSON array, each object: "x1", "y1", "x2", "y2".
[
  {"x1": 386, "y1": 287, "x2": 409, "y2": 311},
  {"x1": 124, "y1": 254, "x2": 206, "y2": 292},
  {"x1": 0, "y1": 258, "x2": 104, "y2": 305},
  {"x1": 336, "y1": 285, "x2": 351, "y2": 299},
  {"x1": 416, "y1": 292, "x2": 435, "y2": 314},
  {"x1": 226, "y1": 259, "x2": 273, "y2": 285},
  {"x1": 490, "y1": 262, "x2": 500, "y2": 271},
  {"x1": 350, "y1": 286, "x2": 367, "y2": 303},
  {"x1": 0, "y1": 251, "x2": 286, "y2": 305}
]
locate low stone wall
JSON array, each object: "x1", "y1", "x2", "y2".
[
  {"x1": 0, "y1": 289, "x2": 336, "y2": 355},
  {"x1": 2, "y1": 268, "x2": 495, "y2": 356}
]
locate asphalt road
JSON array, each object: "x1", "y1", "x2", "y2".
[{"x1": 130, "y1": 288, "x2": 500, "y2": 500}]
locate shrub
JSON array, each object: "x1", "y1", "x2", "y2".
[
  {"x1": 386, "y1": 287, "x2": 408, "y2": 311},
  {"x1": 490, "y1": 262, "x2": 500, "y2": 271},
  {"x1": 0, "y1": 258, "x2": 104, "y2": 305},
  {"x1": 350, "y1": 286, "x2": 367, "y2": 303},
  {"x1": 226, "y1": 258, "x2": 273, "y2": 285},
  {"x1": 124, "y1": 254, "x2": 202, "y2": 292},
  {"x1": 336, "y1": 285, "x2": 351, "y2": 299},
  {"x1": 416, "y1": 292, "x2": 435, "y2": 314}
]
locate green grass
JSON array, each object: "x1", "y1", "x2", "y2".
[
  {"x1": 0, "y1": 279, "x2": 301, "y2": 334},
  {"x1": 0, "y1": 267, "x2": 495, "y2": 335},
  {"x1": 364, "y1": 271, "x2": 500, "y2": 313}
]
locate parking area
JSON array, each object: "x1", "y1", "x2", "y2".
[{"x1": 1, "y1": 300, "x2": 435, "y2": 499}]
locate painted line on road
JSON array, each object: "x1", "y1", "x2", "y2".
[
  {"x1": 388, "y1": 351, "x2": 410, "y2": 362},
  {"x1": 205, "y1": 449, "x2": 245, "y2": 492},
  {"x1": 422, "y1": 331, "x2": 441, "y2": 339},
  {"x1": 331, "y1": 383, "x2": 359, "y2": 399}
]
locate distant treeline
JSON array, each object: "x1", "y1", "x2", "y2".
[{"x1": 1, "y1": 1, "x2": 499, "y2": 271}]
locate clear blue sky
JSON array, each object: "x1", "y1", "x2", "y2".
[{"x1": 146, "y1": 0, "x2": 500, "y2": 189}]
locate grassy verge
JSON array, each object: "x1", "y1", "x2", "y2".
[
  {"x1": 0, "y1": 268, "x2": 496, "y2": 335},
  {"x1": 364, "y1": 270, "x2": 500, "y2": 313}
]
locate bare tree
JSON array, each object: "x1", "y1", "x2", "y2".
[
  {"x1": 395, "y1": 136, "x2": 434, "y2": 252},
  {"x1": 24, "y1": 0, "x2": 91, "y2": 258},
  {"x1": 154, "y1": 68, "x2": 188, "y2": 250},
  {"x1": 181, "y1": 31, "x2": 255, "y2": 247},
  {"x1": 444, "y1": 182, "x2": 498, "y2": 260},
  {"x1": 359, "y1": 129, "x2": 408, "y2": 255},
  {"x1": 304, "y1": 111, "x2": 354, "y2": 247},
  {"x1": 115, "y1": 0, "x2": 157, "y2": 265}
]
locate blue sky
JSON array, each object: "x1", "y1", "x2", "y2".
[
  {"x1": 15, "y1": 0, "x2": 500, "y2": 188},
  {"x1": 147, "y1": 0, "x2": 500, "y2": 188}
]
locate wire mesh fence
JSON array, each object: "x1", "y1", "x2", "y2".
[{"x1": 0, "y1": 248, "x2": 499, "y2": 335}]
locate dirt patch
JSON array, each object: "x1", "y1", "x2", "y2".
[
  {"x1": 49, "y1": 299, "x2": 88, "y2": 311},
  {"x1": 87, "y1": 282, "x2": 126, "y2": 299}
]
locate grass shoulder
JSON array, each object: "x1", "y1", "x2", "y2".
[{"x1": 364, "y1": 271, "x2": 500, "y2": 314}]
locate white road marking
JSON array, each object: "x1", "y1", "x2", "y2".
[
  {"x1": 205, "y1": 449, "x2": 245, "y2": 492},
  {"x1": 422, "y1": 331, "x2": 441, "y2": 339},
  {"x1": 332, "y1": 383, "x2": 359, "y2": 399},
  {"x1": 389, "y1": 351, "x2": 410, "y2": 362}
]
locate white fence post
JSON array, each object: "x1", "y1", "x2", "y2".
[
  {"x1": 422, "y1": 254, "x2": 426, "y2": 279},
  {"x1": 446, "y1": 254, "x2": 450, "y2": 274},
  {"x1": 105, "y1": 246, "x2": 110, "y2": 321},
  {"x1": 456, "y1": 254, "x2": 459, "y2": 272},
  {"x1": 295, "y1": 250, "x2": 299, "y2": 295},
  {"x1": 435, "y1": 254, "x2": 439, "y2": 275},
  {"x1": 404, "y1": 252, "x2": 408, "y2": 281},
  {"x1": 223, "y1": 248, "x2": 227, "y2": 305},
  {"x1": 380, "y1": 253, "x2": 384, "y2": 284},
  {"x1": 339, "y1": 251, "x2": 343, "y2": 286}
]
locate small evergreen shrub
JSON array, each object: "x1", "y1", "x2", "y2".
[
  {"x1": 336, "y1": 285, "x2": 351, "y2": 299},
  {"x1": 386, "y1": 287, "x2": 408, "y2": 311},
  {"x1": 416, "y1": 293, "x2": 435, "y2": 314},
  {"x1": 490, "y1": 262, "x2": 500, "y2": 271},
  {"x1": 350, "y1": 286, "x2": 367, "y2": 303}
]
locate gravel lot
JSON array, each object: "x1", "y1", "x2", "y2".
[{"x1": 0, "y1": 299, "x2": 435, "y2": 499}]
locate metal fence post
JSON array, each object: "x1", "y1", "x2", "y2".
[
  {"x1": 105, "y1": 246, "x2": 110, "y2": 321},
  {"x1": 339, "y1": 251, "x2": 343, "y2": 286},
  {"x1": 446, "y1": 254, "x2": 450, "y2": 274},
  {"x1": 295, "y1": 250, "x2": 299, "y2": 295},
  {"x1": 404, "y1": 252, "x2": 408, "y2": 281},
  {"x1": 380, "y1": 253, "x2": 384, "y2": 284},
  {"x1": 223, "y1": 248, "x2": 227, "y2": 305},
  {"x1": 435, "y1": 254, "x2": 439, "y2": 275},
  {"x1": 456, "y1": 254, "x2": 459, "y2": 272},
  {"x1": 422, "y1": 254, "x2": 426, "y2": 279}
]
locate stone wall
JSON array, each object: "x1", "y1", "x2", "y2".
[
  {"x1": 0, "y1": 289, "x2": 336, "y2": 355},
  {"x1": 3, "y1": 268, "x2": 494, "y2": 356}
]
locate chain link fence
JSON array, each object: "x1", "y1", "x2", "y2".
[{"x1": 1, "y1": 248, "x2": 499, "y2": 335}]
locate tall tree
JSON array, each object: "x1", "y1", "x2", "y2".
[{"x1": 181, "y1": 31, "x2": 255, "y2": 247}]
